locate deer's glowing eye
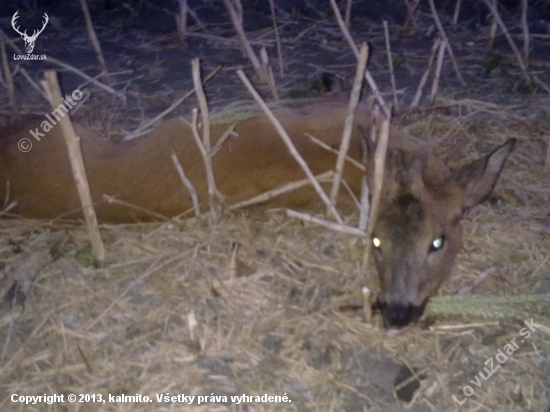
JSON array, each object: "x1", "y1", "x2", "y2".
[
  {"x1": 429, "y1": 236, "x2": 445, "y2": 253},
  {"x1": 373, "y1": 237, "x2": 381, "y2": 249}
]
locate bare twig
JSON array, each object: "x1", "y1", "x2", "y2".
[
  {"x1": 228, "y1": 242, "x2": 240, "y2": 280},
  {"x1": 189, "y1": 109, "x2": 224, "y2": 214},
  {"x1": 79, "y1": 0, "x2": 110, "y2": 81},
  {"x1": 329, "y1": 42, "x2": 369, "y2": 206},
  {"x1": 186, "y1": 4, "x2": 208, "y2": 33},
  {"x1": 364, "y1": 70, "x2": 389, "y2": 117},
  {"x1": 237, "y1": 69, "x2": 343, "y2": 224},
  {"x1": 455, "y1": 266, "x2": 496, "y2": 295},
  {"x1": 211, "y1": 125, "x2": 237, "y2": 156},
  {"x1": 430, "y1": 39, "x2": 447, "y2": 104},
  {"x1": 0, "y1": 37, "x2": 16, "y2": 112},
  {"x1": 260, "y1": 47, "x2": 279, "y2": 100},
  {"x1": 427, "y1": 0, "x2": 465, "y2": 85},
  {"x1": 345, "y1": 0, "x2": 353, "y2": 27},
  {"x1": 42, "y1": 71, "x2": 106, "y2": 267},
  {"x1": 123, "y1": 65, "x2": 221, "y2": 140},
  {"x1": 411, "y1": 38, "x2": 440, "y2": 108},
  {"x1": 222, "y1": 0, "x2": 267, "y2": 83},
  {"x1": 328, "y1": 0, "x2": 360, "y2": 57},
  {"x1": 487, "y1": 2, "x2": 498, "y2": 51},
  {"x1": 533, "y1": 75, "x2": 550, "y2": 94},
  {"x1": 268, "y1": 0, "x2": 284, "y2": 77},
  {"x1": 402, "y1": 0, "x2": 420, "y2": 34},
  {"x1": 19, "y1": 67, "x2": 49, "y2": 100},
  {"x1": 286, "y1": 209, "x2": 365, "y2": 237},
  {"x1": 358, "y1": 167, "x2": 370, "y2": 231},
  {"x1": 304, "y1": 132, "x2": 365, "y2": 171},
  {"x1": 452, "y1": 0, "x2": 462, "y2": 25},
  {"x1": 0, "y1": 183, "x2": 18, "y2": 218},
  {"x1": 327, "y1": 0, "x2": 388, "y2": 115},
  {"x1": 383, "y1": 21, "x2": 399, "y2": 110},
  {"x1": 362, "y1": 116, "x2": 390, "y2": 270},
  {"x1": 191, "y1": 58, "x2": 211, "y2": 152},
  {"x1": 521, "y1": 0, "x2": 529, "y2": 62},
  {"x1": 176, "y1": 0, "x2": 188, "y2": 44},
  {"x1": 482, "y1": 0, "x2": 532, "y2": 87},
  {"x1": 171, "y1": 152, "x2": 200, "y2": 217},
  {"x1": 103, "y1": 195, "x2": 170, "y2": 221},
  {"x1": 229, "y1": 171, "x2": 334, "y2": 210},
  {"x1": 358, "y1": 115, "x2": 376, "y2": 231}
]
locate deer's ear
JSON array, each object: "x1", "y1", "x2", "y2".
[{"x1": 449, "y1": 139, "x2": 516, "y2": 209}]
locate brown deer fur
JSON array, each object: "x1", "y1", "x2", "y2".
[{"x1": 0, "y1": 94, "x2": 515, "y2": 326}]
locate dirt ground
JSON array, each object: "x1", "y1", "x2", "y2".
[{"x1": 0, "y1": 1, "x2": 550, "y2": 411}]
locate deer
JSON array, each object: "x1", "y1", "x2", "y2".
[
  {"x1": 0, "y1": 94, "x2": 515, "y2": 327},
  {"x1": 363, "y1": 132, "x2": 515, "y2": 327},
  {"x1": 11, "y1": 11, "x2": 49, "y2": 54}
]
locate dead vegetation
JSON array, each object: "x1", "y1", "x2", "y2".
[{"x1": 1, "y1": 0, "x2": 550, "y2": 410}]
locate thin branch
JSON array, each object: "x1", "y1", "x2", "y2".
[
  {"x1": 42, "y1": 71, "x2": 106, "y2": 267},
  {"x1": 79, "y1": 0, "x2": 110, "y2": 81},
  {"x1": 171, "y1": 152, "x2": 200, "y2": 217},
  {"x1": 123, "y1": 65, "x2": 221, "y2": 140},
  {"x1": 427, "y1": 0, "x2": 465, "y2": 85},
  {"x1": 191, "y1": 58, "x2": 211, "y2": 152},
  {"x1": 268, "y1": 0, "x2": 284, "y2": 77},
  {"x1": 430, "y1": 39, "x2": 447, "y2": 105},
  {"x1": 328, "y1": 0, "x2": 359, "y2": 57},
  {"x1": 229, "y1": 171, "x2": 334, "y2": 210},
  {"x1": 189, "y1": 109, "x2": 224, "y2": 214},
  {"x1": 482, "y1": 0, "x2": 532, "y2": 87},
  {"x1": 237, "y1": 69, "x2": 343, "y2": 224},
  {"x1": 362, "y1": 116, "x2": 390, "y2": 270},
  {"x1": 304, "y1": 132, "x2": 365, "y2": 171},
  {"x1": 383, "y1": 20, "x2": 399, "y2": 110},
  {"x1": 411, "y1": 38, "x2": 440, "y2": 108},
  {"x1": 521, "y1": 0, "x2": 529, "y2": 62},
  {"x1": 222, "y1": 0, "x2": 267, "y2": 82},
  {"x1": 286, "y1": 209, "x2": 365, "y2": 237},
  {"x1": 0, "y1": 37, "x2": 16, "y2": 112},
  {"x1": 329, "y1": 42, "x2": 369, "y2": 206}
]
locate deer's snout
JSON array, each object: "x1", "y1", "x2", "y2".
[{"x1": 377, "y1": 300, "x2": 427, "y2": 327}]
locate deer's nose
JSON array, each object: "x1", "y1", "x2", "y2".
[{"x1": 378, "y1": 301, "x2": 427, "y2": 327}]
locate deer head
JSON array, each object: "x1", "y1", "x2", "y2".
[
  {"x1": 12, "y1": 11, "x2": 49, "y2": 54},
  {"x1": 363, "y1": 136, "x2": 516, "y2": 327}
]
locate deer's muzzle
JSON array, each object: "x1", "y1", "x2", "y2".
[{"x1": 377, "y1": 299, "x2": 428, "y2": 327}]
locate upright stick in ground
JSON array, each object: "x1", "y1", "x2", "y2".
[
  {"x1": 222, "y1": 0, "x2": 267, "y2": 83},
  {"x1": 362, "y1": 116, "x2": 390, "y2": 271},
  {"x1": 383, "y1": 21, "x2": 399, "y2": 110},
  {"x1": 42, "y1": 71, "x2": 106, "y2": 267},
  {"x1": 329, "y1": 42, "x2": 369, "y2": 207},
  {"x1": 237, "y1": 69, "x2": 343, "y2": 224}
]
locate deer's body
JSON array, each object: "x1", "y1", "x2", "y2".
[
  {"x1": 0, "y1": 94, "x2": 514, "y2": 327},
  {"x1": 0, "y1": 96, "x2": 425, "y2": 221}
]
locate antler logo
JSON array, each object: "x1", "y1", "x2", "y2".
[{"x1": 11, "y1": 11, "x2": 49, "y2": 54}]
